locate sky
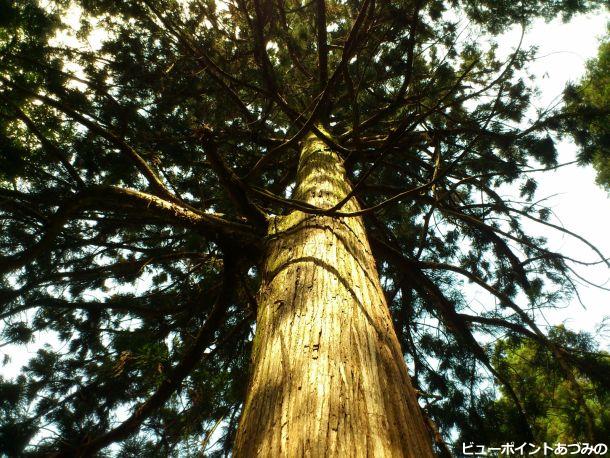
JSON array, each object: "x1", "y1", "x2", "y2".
[{"x1": 1, "y1": 1, "x2": 609, "y2": 431}]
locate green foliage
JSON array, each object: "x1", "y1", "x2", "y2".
[
  {"x1": 0, "y1": 377, "x2": 38, "y2": 457},
  {"x1": 458, "y1": 327, "x2": 610, "y2": 447},
  {"x1": 563, "y1": 29, "x2": 610, "y2": 190},
  {"x1": 0, "y1": 0, "x2": 608, "y2": 455}
]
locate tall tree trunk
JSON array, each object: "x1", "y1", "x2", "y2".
[{"x1": 235, "y1": 131, "x2": 435, "y2": 457}]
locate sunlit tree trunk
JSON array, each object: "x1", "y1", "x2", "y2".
[{"x1": 235, "y1": 130, "x2": 435, "y2": 457}]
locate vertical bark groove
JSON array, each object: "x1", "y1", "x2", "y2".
[{"x1": 235, "y1": 130, "x2": 435, "y2": 457}]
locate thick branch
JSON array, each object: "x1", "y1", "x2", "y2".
[
  {"x1": 0, "y1": 186, "x2": 261, "y2": 276},
  {"x1": 195, "y1": 126, "x2": 268, "y2": 227},
  {"x1": 315, "y1": 0, "x2": 329, "y2": 98}
]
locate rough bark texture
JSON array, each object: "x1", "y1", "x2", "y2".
[{"x1": 235, "y1": 131, "x2": 435, "y2": 457}]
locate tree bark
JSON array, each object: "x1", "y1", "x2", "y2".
[{"x1": 235, "y1": 130, "x2": 435, "y2": 457}]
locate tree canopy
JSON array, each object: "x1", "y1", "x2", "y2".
[
  {"x1": 458, "y1": 326, "x2": 610, "y2": 449},
  {"x1": 563, "y1": 29, "x2": 610, "y2": 191},
  {"x1": 0, "y1": 0, "x2": 609, "y2": 455}
]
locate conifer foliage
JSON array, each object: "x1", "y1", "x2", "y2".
[{"x1": 0, "y1": 0, "x2": 608, "y2": 455}]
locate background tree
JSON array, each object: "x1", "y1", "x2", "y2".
[
  {"x1": 0, "y1": 0, "x2": 609, "y2": 456},
  {"x1": 458, "y1": 326, "x2": 610, "y2": 449},
  {"x1": 562, "y1": 29, "x2": 610, "y2": 191}
]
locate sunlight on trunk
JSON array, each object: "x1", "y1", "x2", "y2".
[{"x1": 235, "y1": 130, "x2": 434, "y2": 457}]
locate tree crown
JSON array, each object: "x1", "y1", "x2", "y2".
[{"x1": 0, "y1": 0, "x2": 608, "y2": 455}]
